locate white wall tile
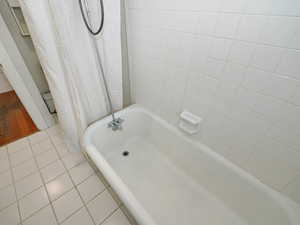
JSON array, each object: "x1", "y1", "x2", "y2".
[
  {"x1": 249, "y1": 45, "x2": 285, "y2": 72},
  {"x1": 228, "y1": 41, "x2": 255, "y2": 65},
  {"x1": 290, "y1": 86, "x2": 300, "y2": 106},
  {"x1": 201, "y1": 58, "x2": 226, "y2": 79},
  {"x1": 196, "y1": 13, "x2": 218, "y2": 35},
  {"x1": 235, "y1": 15, "x2": 268, "y2": 42},
  {"x1": 210, "y1": 38, "x2": 233, "y2": 60},
  {"x1": 243, "y1": 68, "x2": 299, "y2": 100},
  {"x1": 220, "y1": 62, "x2": 247, "y2": 86},
  {"x1": 244, "y1": 0, "x2": 273, "y2": 14},
  {"x1": 159, "y1": 12, "x2": 198, "y2": 33},
  {"x1": 215, "y1": 14, "x2": 240, "y2": 38},
  {"x1": 271, "y1": 0, "x2": 300, "y2": 16},
  {"x1": 260, "y1": 17, "x2": 300, "y2": 47},
  {"x1": 183, "y1": 74, "x2": 218, "y2": 117},
  {"x1": 289, "y1": 27, "x2": 300, "y2": 50},
  {"x1": 127, "y1": 0, "x2": 300, "y2": 204},
  {"x1": 220, "y1": 0, "x2": 246, "y2": 12},
  {"x1": 277, "y1": 50, "x2": 300, "y2": 80}
]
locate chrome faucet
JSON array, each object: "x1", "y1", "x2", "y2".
[{"x1": 108, "y1": 117, "x2": 124, "y2": 131}]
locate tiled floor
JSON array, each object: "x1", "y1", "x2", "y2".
[{"x1": 0, "y1": 125, "x2": 135, "y2": 225}]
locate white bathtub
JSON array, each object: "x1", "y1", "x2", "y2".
[{"x1": 82, "y1": 105, "x2": 300, "y2": 225}]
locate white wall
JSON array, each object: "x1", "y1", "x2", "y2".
[
  {"x1": 0, "y1": 14, "x2": 54, "y2": 129},
  {"x1": 0, "y1": 65, "x2": 13, "y2": 93},
  {"x1": 126, "y1": 0, "x2": 300, "y2": 203},
  {"x1": 0, "y1": 0, "x2": 49, "y2": 93}
]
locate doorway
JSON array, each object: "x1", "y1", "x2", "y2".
[
  {"x1": 0, "y1": 90, "x2": 38, "y2": 146},
  {"x1": 0, "y1": 66, "x2": 38, "y2": 146},
  {"x1": 0, "y1": 0, "x2": 55, "y2": 144}
]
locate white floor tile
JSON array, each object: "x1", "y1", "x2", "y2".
[
  {"x1": 103, "y1": 209, "x2": 131, "y2": 225},
  {"x1": 0, "y1": 203, "x2": 20, "y2": 225},
  {"x1": 19, "y1": 187, "x2": 49, "y2": 220},
  {"x1": 55, "y1": 143, "x2": 69, "y2": 157},
  {"x1": 51, "y1": 135, "x2": 65, "y2": 148},
  {"x1": 31, "y1": 139, "x2": 54, "y2": 156},
  {"x1": 9, "y1": 147, "x2": 33, "y2": 167},
  {"x1": 0, "y1": 158, "x2": 10, "y2": 173},
  {"x1": 15, "y1": 173, "x2": 43, "y2": 199},
  {"x1": 35, "y1": 149, "x2": 59, "y2": 169},
  {"x1": 12, "y1": 159, "x2": 38, "y2": 181},
  {"x1": 7, "y1": 137, "x2": 30, "y2": 154},
  {"x1": 52, "y1": 189, "x2": 83, "y2": 223},
  {"x1": 61, "y1": 207, "x2": 94, "y2": 225},
  {"x1": 69, "y1": 161, "x2": 94, "y2": 185},
  {"x1": 46, "y1": 173, "x2": 73, "y2": 201},
  {"x1": 40, "y1": 160, "x2": 66, "y2": 183},
  {"x1": 0, "y1": 147, "x2": 8, "y2": 160},
  {"x1": 23, "y1": 205, "x2": 57, "y2": 225},
  {"x1": 0, "y1": 185, "x2": 16, "y2": 210},
  {"x1": 87, "y1": 190, "x2": 118, "y2": 225},
  {"x1": 77, "y1": 174, "x2": 105, "y2": 203},
  {"x1": 46, "y1": 125, "x2": 63, "y2": 137},
  {"x1": 62, "y1": 153, "x2": 85, "y2": 170},
  {"x1": 28, "y1": 131, "x2": 49, "y2": 145},
  {"x1": 0, "y1": 170, "x2": 12, "y2": 189}
]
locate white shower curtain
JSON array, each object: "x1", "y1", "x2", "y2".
[{"x1": 19, "y1": 0, "x2": 123, "y2": 151}]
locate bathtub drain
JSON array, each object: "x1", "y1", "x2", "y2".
[{"x1": 122, "y1": 151, "x2": 129, "y2": 157}]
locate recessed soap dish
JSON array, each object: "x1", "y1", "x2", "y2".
[{"x1": 178, "y1": 111, "x2": 202, "y2": 135}]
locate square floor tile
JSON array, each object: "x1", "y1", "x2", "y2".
[
  {"x1": 77, "y1": 174, "x2": 105, "y2": 203},
  {"x1": 103, "y1": 209, "x2": 131, "y2": 225},
  {"x1": 46, "y1": 173, "x2": 73, "y2": 201},
  {"x1": 0, "y1": 185, "x2": 16, "y2": 210},
  {"x1": 40, "y1": 160, "x2": 66, "y2": 183},
  {"x1": 23, "y1": 205, "x2": 57, "y2": 225},
  {"x1": 51, "y1": 135, "x2": 65, "y2": 148},
  {"x1": 7, "y1": 138, "x2": 30, "y2": 154},
  {"x1": 61, "y1": 207, "x2": 94, "y2": 225},
  {"x1": 28, "y1": 131, "x2": 49, "y2": 145},
  {"x1": 31, "y1": 139, "x2": 53, "y2": 156},
  {"x1": 55, "y1": 143, "x2": 69, "y2": 157},
  {"x1": 0, "y1": 147, "x2": 8, "y2": 160},
  {"x1": 46, "y1": 125, "x2": 63, "y2": 137},
  {"x1": 12, "y1": 159, "x2": 37, "y2": 181},
  {"x1": 62, "y1": 153, "x2": 85, "y2": 170},
  {"x1": 0, "y1": 158, "x2": 10, "y2": 173},
  {"x1": 0, "y1": 170, "x2": 12, "y2": 189},
  {"x1": 36, "y1": 149, "x2": 59, "y2": 168},
  {"x1": 52, "y1": 189, "x2": 83, "y2": 223},
  {"x1": 69, "y1": 161, "x2": 94, "y2": 185},
  {"x1": 15, "y1": 172, "x2": 43, "y2": 199},
  {"x1": 0, "y1": 203, "x2": 20, "y2": 225},
  {"x1": 87, "y1": 190, "x2": 118, "y2": 225},
  {"x1": 19, "y1": 187, "x2": 49, "y2": 220},
  {"x1": 121, "y1": 205, "x2": 139, "y2": 225},
  {"x1": 9, "y1": 147, "x2": 33, "y2": 167}
]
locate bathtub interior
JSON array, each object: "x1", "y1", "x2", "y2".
[{"x1": 88, "y1": 106, "x2": 300, "y2": 225}]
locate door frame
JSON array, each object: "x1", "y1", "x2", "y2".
[{"x1": 0, "y1": 14, "x2": 54, "y2": 130}]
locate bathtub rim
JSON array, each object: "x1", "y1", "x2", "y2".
[{"x1": 82, "y1": 104, "x2": 300, "y2": 225}]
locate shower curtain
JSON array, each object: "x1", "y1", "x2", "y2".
[{"x1": 19, "y1": 0, "x2": 123, "y2": 151}]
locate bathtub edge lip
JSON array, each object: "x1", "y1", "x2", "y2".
[{"x1": 82, "y1": 104, "x2": 300, "y2": 225}]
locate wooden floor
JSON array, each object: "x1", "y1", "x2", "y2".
[{"x1": 0, "y1": 91, "x2": 38, "y2": 146}]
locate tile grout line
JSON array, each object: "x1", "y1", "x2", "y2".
[
  {"x1": 5, "y1": 129, "x2": 133, "y2": 224},
  {"x1": 6, "y1": 145, "x2": 23, "y2": 225},
  {"x1": 49, "y1": 134, "x2": 99, "y2": 225},
  {"x1": 27, "y1": 136, "x2": 61, "y2": 225}
]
